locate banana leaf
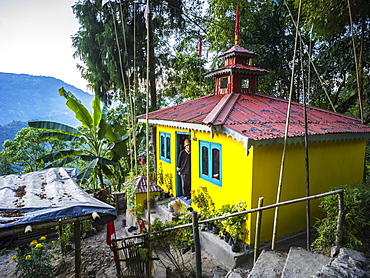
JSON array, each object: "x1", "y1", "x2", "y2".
[
  {"x1": 79, "y1": 155, "x2": 117, "y2": 165},
  {"x1": 38, "y1": 131, "x2": 80, "y2": 142},
  {"x1": 44, "y1": 157, "x2": 77, "y2": 168},
  {"x1": 59, "y1": 87, "x2": 93, "y2": 128},
  {"x1": 92, "y1": 92, "x2": 102, "y2": 128},
  {"x1": 37, "y1": 149, "x2": 84, "y2": 163},
  {"x1": 28, "y1": 121, "x2": 81, "y2": 136},
  {"x1": 78, "y1": 158, "x2": 98, "y2": 185}
]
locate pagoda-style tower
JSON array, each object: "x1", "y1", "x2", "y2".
[{"x1": 204, "y1": 45, "x2": 268, "y2": 95}]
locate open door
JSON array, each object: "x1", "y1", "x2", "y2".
[{"x1": 176, "y1": 132, "x2": 191, "y2": 197}]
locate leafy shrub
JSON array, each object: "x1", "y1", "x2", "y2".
[
  {"x1": 312, "y1": 184, "x2": 370, "y2": 254},
  {"x1": 12, "y1": 236, "x2": 55, "y2": 278}
]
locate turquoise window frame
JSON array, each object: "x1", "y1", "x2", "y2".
[
  {"x1": 160, "y1": 132, "x2": 171, "y2": 163},
  {"x1": 199, "y1": 141, "x2": 222, "y2": 186}
]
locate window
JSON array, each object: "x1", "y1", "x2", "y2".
[
  {"x1": 160, "y1": 132, "x2": 171, "y2": 163},
  {"x1": 200, "y1": 141, "x2": 222, "y2": 186},
  {"x1": 240, "y1": 77, "x2": 250, "y2": 89},
  {"x1": 220, "y1": 77, "x2": 228, "y2": 89}
]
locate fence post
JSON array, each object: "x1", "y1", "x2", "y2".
[
  {"x1": 335, "y1": 190, "x2": 344, "y2": 247},
  {"x1": 254, "y1": 197, "x2": 264, "y2": 265},
  {"x1": 74, "y1": 220, "x2": 81, "y2": 278},
  {"x1": 112, "y1": 241, "x2": 122, "y2": 277},
  {"x1": 192, "y1": 211, "x2": 202, "y2": 278}
]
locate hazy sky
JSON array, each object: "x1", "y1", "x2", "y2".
[{"x1": 0, "y1": 0, "x2": 89, "y2": 91}]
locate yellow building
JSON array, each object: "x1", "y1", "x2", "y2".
[{"x1": 138, "y1": 45, "x2": 370, "y2": 244}]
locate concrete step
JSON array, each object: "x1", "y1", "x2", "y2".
[
  {"x1": 281, "y1": 247, "x2": 332, "y2": 278},
  {"x1": 248, "y1": 250, "x2": 287, "y2": 278}
]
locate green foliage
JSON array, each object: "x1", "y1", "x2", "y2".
[
  {"x1": 28, "y1": 88, "x2": 129, "y2": 189},
  {"x1": 0, "y1": 127, "x2": 67, "y2": 175},
  {"x1": 219, "y1": 201, "x2": 248, "y2": 244},
  {"x1": 124, "y1": 173, "x2": 142, "y2": 217},
  {"x1": 312, "y1": 184, "x2": 370, "y2": 253},
  {"x1": 190, "y1": 186, "x2": 215, "y2": 220},
  {"x1": 13, "y1": 236, "x2": 54, "y2": 278},
  {"x1": 150, "y1": 217, "x2": 194, "y2": 276}
]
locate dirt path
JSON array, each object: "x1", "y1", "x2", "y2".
[{"x1": 1, "y1": 214, "x2": 234, "y2": 278}]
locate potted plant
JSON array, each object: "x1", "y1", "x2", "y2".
[
  {"x1": 190, "y1": 186, "x2": 215, "y2": 230},
  {"x1": 222, "y1": 201, "x2": 248, "y2": 252}
]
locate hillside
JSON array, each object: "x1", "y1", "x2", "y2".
[{"x1": 0, "y1": 72, "x2": 93, "y2": 127}]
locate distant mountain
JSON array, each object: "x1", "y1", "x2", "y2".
[
  {"x1": 0, "y1": 121, "x2": 28, "y2": 150},
  {"x1": 0, "y1": 72, "x2": 93, "y2": 127}
]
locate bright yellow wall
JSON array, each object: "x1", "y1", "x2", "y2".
[
  {"x1": 251, "y1": 138, "x2": 366, "y2": 243},
  {"x1": 136, "y1": 192, "x2": 161, "y2": 213},
  {"x1": 190, "y1": 131, "x2": 253, "y2": 209},
  {"x1": 155, "y1": 124, "x2": 367, "y2": 245}
]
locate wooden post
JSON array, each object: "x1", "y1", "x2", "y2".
[
  {"x1": 74, "y1": 221, "x2": 81, "y2": 278},
  {"x1": 336, "y1": 191, "x2": 344, "y2": 247},
  {"x1": 58, "y1": 223, "x2": 66, "y2": 255},
  {"x1": 254, "y1": 197, "x2": 264, "y2": 265},
  {"x1": 192, "y1": 211, "x2": 202, "y2": 278},
  {"x1": 112, "y1": 241, "x2": 122, "y2": 276}
]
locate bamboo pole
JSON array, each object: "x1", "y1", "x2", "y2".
[
  {"x1": 336, "y1": 191, "x2": 344, "y2": 246},
  {"x1": 300, "y1": 34, "x2": 311, "y2": 250},
  {"x1": 272, "y1": 0, "x2": 302, "y2": 251},
  {"x1": 145, "y1": 1, "x2": 152, "y2": 277},
  {"x1": 192, "y1": 211, "x2": 202, "y2": 278},
  {"x1": 254, "y1": 197, "x2": 264, "y2": 265},
  {"x1": 74, "y1": 221, "x2": 82, "y2": 278}
]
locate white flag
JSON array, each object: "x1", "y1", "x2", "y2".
[{"x1": 102, "y1": 0, "x2": 110, "y2": 7}]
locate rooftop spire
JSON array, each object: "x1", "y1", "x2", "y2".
[{"x1": 234, "y1": 4, "x2": 240, "y2": 45}]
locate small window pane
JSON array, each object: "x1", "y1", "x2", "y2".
[
  {"x1": 241, "y1": 77, "x2": 250, "y2": 89},
  {"x1": 220, "y1": 77, "x2": 228, "y2": 89},
  {"x1": 160, "y1": 135, "x2": 165, "y2": 157},
  {"x1": 166, "y1": 136, "x2": 170, "y2": 159},
  {"x1": 202, "y1": 146, "x2": 209, "y2": 176},
  {"x1": 212, "y1": 148, "x2": 220, "y2": 180}
]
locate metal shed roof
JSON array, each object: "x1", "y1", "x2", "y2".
[{"x1": 0, "y1": 168, "x2": 116, "y2": 230}]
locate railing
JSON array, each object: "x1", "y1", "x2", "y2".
[{"x1": 112, "y1": 189, "x2": 344, "y2": 278}]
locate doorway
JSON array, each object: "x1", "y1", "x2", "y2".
[{"x1": 176, "y1": 132, "x2": 191, "y2": 197}]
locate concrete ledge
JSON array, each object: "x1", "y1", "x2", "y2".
[{"x1": 199, "y1": 229, "x2": 253, "y2": 268}]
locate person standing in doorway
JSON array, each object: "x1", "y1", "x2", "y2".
[{"x1": 177, "y1": 139, "x2": 191, "y2": 200}]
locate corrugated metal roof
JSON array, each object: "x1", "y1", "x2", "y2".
[
  {"x1": 204, "y1": 64, "x2": 268, "y2": 78},
  {"x1": 138, "y1": 93, "x2": 370, "y2": 140},
  {"x1": 218, "y1": 45, "x2": 257, "y2": 58},
  {"x1": 123, "y1": 176, "x2": 163, "y2": 194}
]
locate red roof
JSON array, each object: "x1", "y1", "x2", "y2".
[
  {"x1": 138, "y1": 93, "x2": 370, "y2": 141},
  {"x1": 218, "y1": 45, "x2": 257, "y2": 58},
  {"x1": 123, "y1": 176, "x2": 163, "y2": 194},
  {"x1": 204, "y1": 64, "x2": 268, "y2": 78}
]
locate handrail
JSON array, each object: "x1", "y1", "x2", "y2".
[{"x1": 113, "y1": 189, "x2": 344, "y2": 241}]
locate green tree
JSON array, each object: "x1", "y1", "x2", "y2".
[
  {"x1": 0, "y1": 128, "x2": 66, "y2": 174},
  {"x1": 28, "y1": 88, "x2": 128, "y2": 189}
]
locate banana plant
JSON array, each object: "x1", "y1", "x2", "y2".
[{"x1": 28, "y1": 87, "x2": 128, "y2": 188}]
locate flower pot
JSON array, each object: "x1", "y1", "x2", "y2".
[
  {"x1": 231, "y1": 242, "x2": 241, "y2": 253},
  {"x1": 224, "y1": 233, "x2": 231, "y2": 243},
  {"x1": 212, "y1": 226, "x2": 220, "y2": 234}
]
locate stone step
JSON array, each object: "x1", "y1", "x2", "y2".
[
  {"x1": 281, "y1": 247, "x2": 332, "y2": 278},
  {"x1": 248, "y1": 250, "x2": 287, "y2": 278}
]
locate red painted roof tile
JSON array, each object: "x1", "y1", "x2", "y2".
[
  {"x1": 123, "y1": 176, "x2": 163, "y2": 194},
  {"x1": 138, "y1": 93, "x2": 370, "y2": 140},
  {"x1": 218, "y1": 45, "x2": 257, "y2": 58}
]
